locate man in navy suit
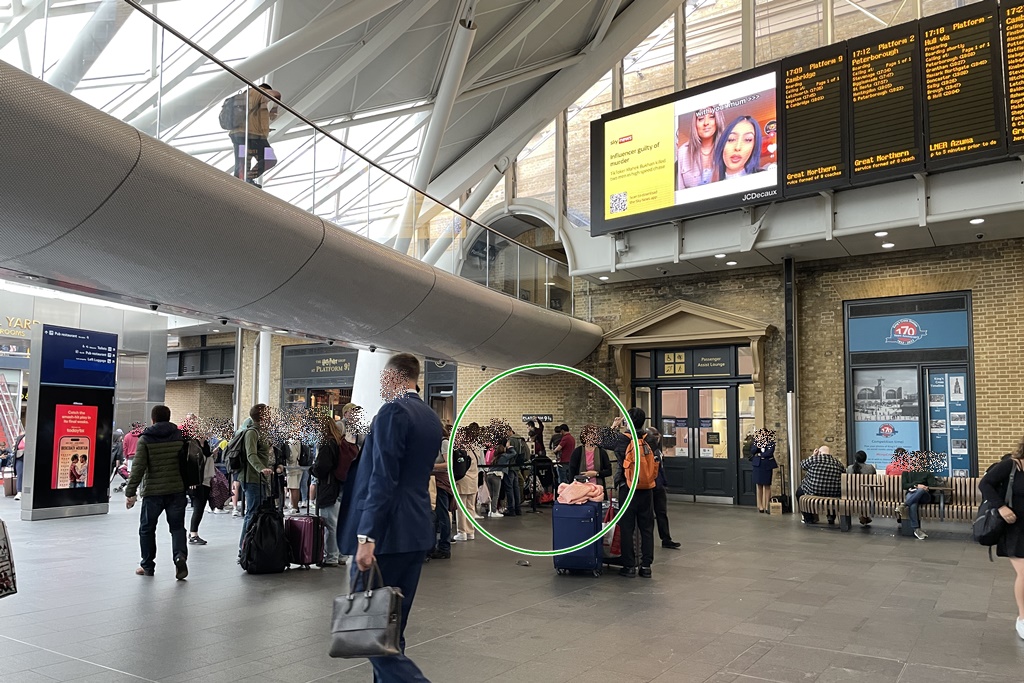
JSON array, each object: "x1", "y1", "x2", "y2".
[{"x1": 340, "y1": 353, "x2": 442, "y2": 683}]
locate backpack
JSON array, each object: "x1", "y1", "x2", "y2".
[
  {"x1": 452, "y1": 449, "x2": 472, "y2": 481},
  {"x1": 225, "y1": 427, "x2": 253, "y2": 472},
  {"x1": 298, "y1": 443, "x2": 313, "y2": 467},
  {"x1": 218, "y1": 92, "x2": 247, "y2": 130},
  {"x1": 180, "y1": 439, "x2": 205, "y2": 488},
  {"x1": 625, "y1": 439, "x2": 659, "y2": 489},
  {"x1": 239, "y1": 497, "x2": 289, "y2": 574}
]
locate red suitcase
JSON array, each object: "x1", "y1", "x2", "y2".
[{"x1": 284, "y1": 514, "x2": 324, "y2": 568}]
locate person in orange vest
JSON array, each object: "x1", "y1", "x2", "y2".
[{"x1": 618, "y1": 407, "x2": 659, "y2": 579}]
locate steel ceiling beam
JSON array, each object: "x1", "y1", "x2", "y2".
[
  {"x1": 426, "y1": 0, "x2": 680, "y2": 207},
  {"x1": 44, "y1": 0, "x2": 132, "y2": 93},
  {"x1": 271, "y1": 0, "x2": 441, "y2": 140},
  {"x1": 589, "y1": 0, "x2": 624, "y2": 47},
  {"x1": 129, "y1": 0, "x2": 403, "y2": 134},
  {"x1": 459, "y1": 0, "x2": 565, "y2": 90},
  {"x1": 394, "y1": 18, "x2": 477, "y2": 255},
  {"x1": 0, "y1": 0, "x2": 42, "y2": 52}
]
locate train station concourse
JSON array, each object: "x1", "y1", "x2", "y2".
[{"x1": 2, "y1": 0, "x2": 1024, "y2": 681}]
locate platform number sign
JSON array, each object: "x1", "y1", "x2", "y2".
[{"x1": 885, "y1": 318, "x2": 928, "y2": 346}]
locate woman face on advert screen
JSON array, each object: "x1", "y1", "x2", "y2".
[
  {"x1": 723, "y1": 119, "x2": 756, "y2": 174},
  {"x1": 695, "y1": 112, "x2": 718, "y2": 141}
]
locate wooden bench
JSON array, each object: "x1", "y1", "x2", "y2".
[{"x1": 797, "y1": 473, "x2": 981, "y2": 533}]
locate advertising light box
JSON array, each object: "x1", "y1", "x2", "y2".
[{"x1": 591, "y1": 68, "x2": 780, "y2": 236}]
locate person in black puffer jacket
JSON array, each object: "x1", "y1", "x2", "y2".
[
  {"x1": 311, "y1": 414, "x2": 357, "y2": 567},
  {"x1": 125, "y1": 405, "x2": 189, "y2": 580}
]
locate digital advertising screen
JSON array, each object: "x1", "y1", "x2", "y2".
[
  {"x1": 782, "y1": 44, "x2": 850, "y2": 195},
  {"x1": 1002, "y1": 0, "x2": 1024, "y2": 150},
  {"x1": 51, "y1": 404, "x2": 97, "y2": 490},
  {"x1": 40, "y1": 325, "x2": 117, "y2": 388},
  {"x1": 592, "y1": 68, "x2": 779, "y2": 236},
  {"x1": 921, "y1": 1, "x2": 1004, "y2": 167},
  {"x1": 849, "y1": 24, "x2": 925, "y2": 181}
]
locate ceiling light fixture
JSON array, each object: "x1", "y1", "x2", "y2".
[
  {"x1": 274, "y1": 328, "x2": 289, "y2": 334},
  {"x1": 970, "y1": 218, "x2": 985, "y2": 225},
  {"x1": 726, "y1": 261, "x2": 737, "y2": 266},
  {"x1": 874, "y1": 231, "x2": 888, "y2": 237},
  {"x1": 881, "y1": 242, "x2": 895, "y2": 249},
  {"x1": 544, "y1": 282, "x2": 556, "y2": 286},
  {"x1": 714, "y1": 253, "x2": 727, "y2": 259},
  {"x1": 599, "y1": 276, "x2": 609, "y2": 281},
  {"x1": 211, "y1": 329, "x2": 221, "y2": 333}
]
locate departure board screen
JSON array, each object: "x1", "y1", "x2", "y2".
[
  {"x1": 782, "y1": 45, "x2": 849, "y2": 194},
  {"x1": 921, "y1": 2, "x2": 1004, "y2": 166},
  {"x1": 849, "y1": 26, "x2": 924, "y2": 180},
  {"x1": 1004, "y1": 0, "x2": 1024, "y2": 149}
]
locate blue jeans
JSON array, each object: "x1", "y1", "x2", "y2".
[
  {"x1": 139, "y1": 492, "x2": 187, "y2": 572},
  {"x1": 320, "y1": 499, "x2": 341, "y2": 563},
  {"x1": 238, "y1": 481, "x2": 265, "y2": 551},
  {"x1": 351, "y1": 552, "x2": 430, "y2": 683},
  {"x1": 434, "y1": 489, "x2": 452, "y2": 554},
  {"x1": 905, "y1": 488, "x2": 932, "y2": 529},
  {"x1": 14, "y1": 458, "x2": 23, "y2": 493}
]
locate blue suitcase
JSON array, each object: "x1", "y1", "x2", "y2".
[{"x1": 552, "y1": 501, "x2": 603, "y2": 576}]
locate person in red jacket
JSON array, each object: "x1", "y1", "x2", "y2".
[
  {"x1": 123, "y1": 422, "x2": 144, "y2": 469},
  {"x1": 553, "y1": 424, "x2": 575, "y2": 464}
]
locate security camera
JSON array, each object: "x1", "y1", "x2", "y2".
[
  {"x1": 976, "y1": 233, "x2": 985, "y2": 240},
  {"x1": 149, "y1": 303, "x2": 159, "y2": 311},
  {"x1": 327, "y1": 340, "x2": 335, "y2": 346},
  {"x1": 369, "y1": 345, "x2": 377, "y2": 353},
  {"x1": 480, "y1": 365, "x2": 487, "y2": 371},
  {"x1": 434, "y1": 360, "x2": 447, "y2": 368},
  {"x1": 659, "y1": 268, "x2": 668, "y2": 276},
  {"x1": 219, "y1": 318, "x2": 228, "y2": 325}
]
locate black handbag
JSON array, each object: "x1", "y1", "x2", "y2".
[
  {"x1": 329, "y1": 562, "x2": 404, "y2": 659},
  {"x1": 974, "y1": 465, "x2": 1016, "y2": 557}
]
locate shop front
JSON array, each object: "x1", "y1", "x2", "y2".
[
  {"x1": 845, "y1": 292, "x2": 975, "y2": 476},
  {"x1": 606, "y1": 301, "x2": 773, "y2": 505},
  {"x1": 280, "y1": 344, "x2": 358, "y2": 417}
]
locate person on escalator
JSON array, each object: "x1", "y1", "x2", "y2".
[{"x1": 228, "y1": 83, "x2": 281, "y2": 188}]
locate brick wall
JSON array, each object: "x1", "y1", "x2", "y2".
[
  {"x1": 797, "y1": 238, "x2": 1024, "y2": 471},
  {"x1": 163, "y1": 381, "x2": 234, "y2": 422}
]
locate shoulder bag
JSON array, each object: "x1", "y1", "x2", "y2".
[
  {"x1": 329, "y1": 561, "x2": 403, "y2": 658},
  {"x1": 973, "y1": 464, "x2": 1016, "y2": 559}
]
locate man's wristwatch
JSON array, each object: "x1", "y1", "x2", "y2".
[{"x1": 357, "y1": 535, "x2": 375, "y2": 544}]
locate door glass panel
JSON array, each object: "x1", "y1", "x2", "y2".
[
  {"x1": 738, "y1": 383, "x2": 757, "y2": 442},
  {"x1": 698, "y1": 388, "x2": 729, "y2": 459},
  {"x1": 634, "y1": 387, "x2": 652, "y2": 427},
  {"x1": 658, "y1": 389, "x2": 688, "y2": 457},
  {"x1": 925, "y1": 368, "x2": 970, "y2": 477},
  {"x1": 635, "y1": 351, "x2": 652, "y2": 379}
]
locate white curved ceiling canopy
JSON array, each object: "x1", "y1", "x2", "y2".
[{"x1": 0, "y1": 61, "x2": 602, "y2": 369}]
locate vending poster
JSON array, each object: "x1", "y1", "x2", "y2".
[{"x1": 51, "y1": 404, "x2": 97, "y2": 490}]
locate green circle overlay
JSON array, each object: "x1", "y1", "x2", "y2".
[{"x1": 447, "y1": 363, "x2": 640, "y2": 557}]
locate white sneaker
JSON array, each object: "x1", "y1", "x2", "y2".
[
  {"x1": 913, "y1": 528, "x2": 928, "y2": 540},
  {"x1": 13, "y1": 493, "x2": 20, "y2": 501},
  {"x1": 466, "y1": 533, "x2": 475, "y2": 540},
  {"x1": 232, "y1": 509, "x2": 242, "y2": 517},
  {"x1": 453, "y1": 532, "x2": 468, "y2": 541},
  {"x1": 1017, "y1": 618, "x2": 1024, "y2": 640},
  {"x1": 488, "y1": 511, "x2": 503, "y2": 518},
  {"x1": 472, "y1": 513, "x2": 485, "y2": 520}
]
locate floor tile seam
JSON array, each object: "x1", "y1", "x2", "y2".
[
  {"x1": 302, "y1": 583, "x2": 599, "y2": 683},
  {"x1": 0, "y1": 634, "x2": 160, "y2": 683},
  {"x1": 774, "y1": 638, "x2": 907, "y2": 665}
]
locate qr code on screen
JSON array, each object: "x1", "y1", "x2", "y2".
[{"x1": 609, "y1": 191, "x2": 628, "y2": 215}]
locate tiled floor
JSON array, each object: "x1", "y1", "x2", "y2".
[{"x1": 0, "y1": 493, "x2": 1021, "y2": 682}]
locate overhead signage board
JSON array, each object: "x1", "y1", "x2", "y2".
[
  {"x1": 39, "y1": 325, "x2": 117, "y2": 389},
  {"x1": 921, "y1": 2, "x2": 1005, "y2": 167}
]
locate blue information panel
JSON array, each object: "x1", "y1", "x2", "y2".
[
  {"x1": 848, "y1": 310, "x2": 970, "y2": 352},
  {"x1": 928, "y1": 371, "x2": 970, "y2": 477},
  {"x1": 40, "y1": 325, "x2": 118, "y2": 388}
]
